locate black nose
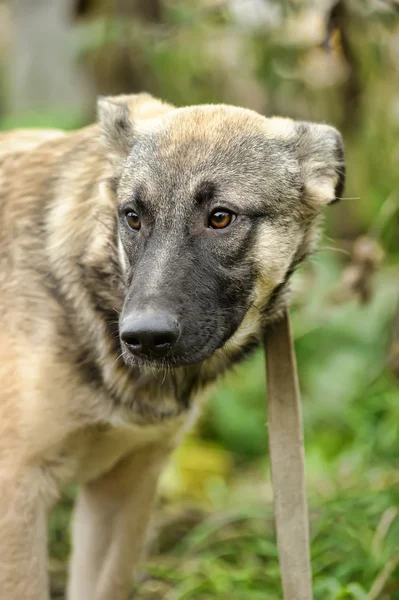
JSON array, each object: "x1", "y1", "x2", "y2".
[{"x1": 120, "y1": 312, "x2": 180, "y2": 358}]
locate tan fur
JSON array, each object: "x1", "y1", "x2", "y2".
[
  {"x1": 0, "y1": 93, "x2": 343, "y2": 599},
  {"x1": 0, "y1": 129, "x2": 65, "y2": 157}
]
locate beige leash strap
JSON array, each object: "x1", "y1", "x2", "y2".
[{"x1": 264, "y1": 309, "x2": 313, "y2": 600}]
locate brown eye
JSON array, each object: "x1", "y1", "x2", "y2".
[
  {"x1": 126, "y1": 211, "x2": 141, "y2": 231},
  {"x1": 208, "y1": 210, "x2": 236, "y2": 230}
]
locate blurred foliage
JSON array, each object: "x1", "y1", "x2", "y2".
[{"x1": 0, "y1": 0, "x2": 398, "y2": 598}]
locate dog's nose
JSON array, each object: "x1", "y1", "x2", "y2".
[{"x1": 120, "y1": 312, "x2": 180, "y2": 358}]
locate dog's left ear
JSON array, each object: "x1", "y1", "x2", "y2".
[
  {"x1": 97, "y1": 96, "x2": 135, "y2": 165},
  {"x1": 295, "y1": 122, "x2": 345, "y2": 207}
]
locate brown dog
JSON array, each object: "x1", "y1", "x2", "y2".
[{"x1": 0, "y1": 93, "x2": 344, "y2": 599}]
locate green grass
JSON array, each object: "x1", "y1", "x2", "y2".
[
  {"x1": 135, "y1": 486, "x2": 399, "y2": 600},
  {"x1": 50, "y1": 474, "x2": 399, "y2": 599}
]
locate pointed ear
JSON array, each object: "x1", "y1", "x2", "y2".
[
  {"x1": 97, "y1": 96, "x2": 135, "y2": 164},
  {"x1": 295, "y1": 122, "x2": 345, "y2": 207}
]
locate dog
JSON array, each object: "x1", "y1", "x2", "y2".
[{"x1": 0, "y1": 92, "x2": 344, "y2": 600}]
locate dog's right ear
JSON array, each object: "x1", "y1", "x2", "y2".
[{"x1": 97, "y1": 96, "x2": 135, "y2": 165}]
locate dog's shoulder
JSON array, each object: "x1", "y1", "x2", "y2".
[{"x1": 0, "y1": 129, "x2": 65, "y2": 157}]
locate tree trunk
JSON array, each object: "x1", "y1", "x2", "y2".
[{"x1": 7, "y1": 0, "x2": 92, "y2": 118}]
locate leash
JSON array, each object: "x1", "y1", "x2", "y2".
[{"x1": 264, "y1": 309, "x2": 313, "y2": 600}]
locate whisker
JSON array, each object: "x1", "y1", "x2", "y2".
[
  {"x1": 319, "y1": 245, "x2": 351, "y2": 257},
  {"x1": 113, "y1": 351, "x2": 125, "y2": 366},
  {"x1": 338, "y1": 196, "x2": 361, "y2": 200},
  {"x1": 251, "y1": 303, "x2": 262, "y2": 314}
]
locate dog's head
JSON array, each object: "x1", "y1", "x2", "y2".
[{"x1": 98, "y1": 96, "x2": 344, "y2": 369}]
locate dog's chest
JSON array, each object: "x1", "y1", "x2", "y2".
[{"x1": 72, "y1": 414, "x2": 187, "y2": 485}]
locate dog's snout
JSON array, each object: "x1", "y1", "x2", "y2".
[{"x1": 120, "y1": 312, "x2": 180, "y2": 358}]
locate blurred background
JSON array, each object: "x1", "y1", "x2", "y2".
[{"x1": 1, "y1": 0, "x2": 398, "y2": 598}]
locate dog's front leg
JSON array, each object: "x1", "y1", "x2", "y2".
[
  {"x1": 0, "y1": 468, "x2": 50, "y2": 600},
  {"x1": 67, "y1": 444, "x2": 169, "y2": 600}
]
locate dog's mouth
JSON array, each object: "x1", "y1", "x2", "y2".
[{"x1": 121, "y1": 350, "x2": 186, "y2": 369}]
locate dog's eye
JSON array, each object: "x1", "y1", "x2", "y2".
[
  {"x1": 126, "y1": 211, "x2": 141, "y2": 231},
  {"x1": 208, "y1": 210, "x2": 236, "y2": 230}
]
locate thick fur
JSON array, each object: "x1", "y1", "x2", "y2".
[{"x1": 0, "y1": 93, "x2": 344, "y2": 600}]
